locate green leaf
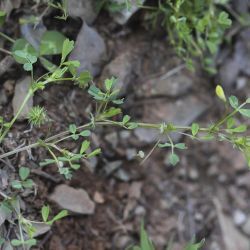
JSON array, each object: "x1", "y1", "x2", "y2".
[
  {"x1": 0, "y1": 11, "x2": 6, "y2": 26},
  {"x1": 87, "y1": 148, "x2": 101, "y2": 158},
  {"x1": 71, "y1": 164, "x2": 80, "y2": 170},
  {"x1": 80, "y1": 140, "x2": 90, "y2": 154},
  {"x1": 19, "y1": 167, "x2": 30, "y2": 181},
  {"x1": 226, "y1": 117, "x2": 235, "y2": 129},
  {"x1": 184, "y1": 239, "x2": 205, "y2": 250},
  {"x1": 88, "y1": 85, "x2": 104, "y2": 100},
  {"x1": 39, "y1": 57, "x2": 57, "y2": 72},
  {"x1": 140, "y1": 222, "x2": 155, "y2": 250},
  {"x1": 69, "y1": 124, "x2": 77, "y2": 134},
  {"x1": 245, "y1": 98, "x2": 250, "y2": 103},
  {"x1": 168, "y1": 153, "x2": 179, "y2": 166},
  {"x1": 12, "y1": 39, "x2": 38, "y2": 64},
  {"x1": 239, "y1": 109, "x2": 250, "y2": 118},
  {"x1": 11, "y1": 180, "x2": 22, "y2": 189},
  {"x1": 23, "y1": 62, "x2": 33, "y2": 71},
  {"x1": 71, "y1": 134, "x2": 79, "y2": 140},
  {"x1": 127, "y1": 122, "x2": 138, "y2": 129},
  {"x1": 215, "y1": 85, "x2": 226, "y2": 102},
  {"x1": 22, "y1": 179, "x2": 34, "y2": 189},
  {"x1": 80, "y1": 130, "x2": 91, "y2": 137},
  {"x1": 39, "y1": 31, "x2": 66, "y2": 56},
  {"x1": 11, "y1": 239, "x2": 23, "y2": 246},
  {"x1": 158, "y1": 143, "x2": 172, "y2": 148},
  {"x1": 112, "y1": 98, "x2": 124, "y2": 105},
  {"x1": 105, "y1": 77, "x2": 116, "y2": 91},
  {"x1": 102, "y1": 107, "x2": 121, "y2": 118},
  {"x1": 218, "y1": 11, "x2": 232, "y2": 27},
  {"x1": 78, "y1": 71, "x2": 92, "y2": 88},
  {"x1": 175, "y1": 143, "x2": 187, "y2": 150},
  {"x1": 122, "y1": 115, "x2": 131, "y2": 124},
  {"x1": 228, "y1": 125, "x2": 247, "y2": 133},
  {"x1": 191, "y1": 123, "x2": 199, "y2": 136},
  {"x1": 50, "y1": 210, "x2": 68, "y2": 224},
  {"x1": 61, "y1": 39, "x2": 74, "y2": 64},
  {"x1": 41, "y1": 205, "x2": 50, "y2": 222},
  {"x1": 229, "y1": 96, "x2": 239, "y2": 109},
  {"x1": 24, "y1": 239, "x2": 37, "y2": 247}
]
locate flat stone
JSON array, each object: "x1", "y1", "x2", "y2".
[
  {"x1": 50, "y1": 184, "x2": 95, "y2": 215},
  {"x1": 134, "y1": 95, "x2": 208, "y2": 143},
  {"x1": 67, "y1": 0, "x2": 97, "y2": 24},
  {"x1": 242, "y1": 217, "x2": 250, "y2": 236},
  {"x1": 140, "y1": 74, "x2": 193, "y2": 98},
  {"x1": 69, "y1": 22, "x2": 107, "y2": 77},
  {"x1": 101, "y1": 51, "x2": 136, "y2": 95},
  {"x1": 12, "y1": 76, "x2": 33, "y2": 120},
  {"x1": 233, "y1": 210, "x2": 246, "y2": 226}
]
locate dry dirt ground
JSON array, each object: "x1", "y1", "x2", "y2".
[{"x1": 1, "y1": 1, "x2": 250, "y2": 250}]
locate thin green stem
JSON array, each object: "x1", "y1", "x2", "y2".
[
  {"x1": 0, "y1": 89, "x2": 34, "y2": 144},
  {"x1": 0, "y1": 31, "x2": 15, "y2": 43}
]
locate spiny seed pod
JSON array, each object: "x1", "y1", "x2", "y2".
[{"x1": 28, "y1": 106, "x2": 47, "y2": 127}]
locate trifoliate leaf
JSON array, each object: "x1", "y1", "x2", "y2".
[
  {"x1": 218, "y1": 11, "x2": 232, "y2": 27},
  {"x1": 12, "y1": 39, "x2": 38, "y2": 64}
]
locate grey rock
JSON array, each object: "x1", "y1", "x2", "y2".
[
  {"x1": 141, "y1": 74, "x2": 193, "y2": 98},
  {"x1": 126, "y1": 148, "x2": 137, "y2": 160},
  {"x1": 50, "y1": 184, "x2": 95, "y2": 215},
  {"x1": 12, "y1": 76, "x2": 33, "y2": 120},
  {"x1": 101, "y1": 51, "x2": 135, "y2": 95},
  {"x1": 32, "y1": 222, "x2": 51, "y2": 237},
  {"x1": 214, "y1": 198, "x2": 249, "y2": 250},
  {"x1": 233, "y1": 210, "x2": 246, "y2": 226},
  {"x1": 134, "y1": 96, "x2": 208, "y2": 143},
  {"x1": 0, "y1": 91, "x2": 7, "y2": 105},
  {"x1": 120, "y1": 130, "x2": 131, "y2": 139},
  {"x1": 114, "y1": 169, "x2": 131, "y2": 182},
  {"x1": 189, "y1": 168, "x2": 199, "y2": 181},
  {"x1": 114, "y1": 234, "x2": 133, "y2": 249},
  {"x1": 105, "y1": 132, "x2": 118, "y2": 148},
  {"x1": 104, "y1": 160, "x2": 123, "y2": 176},
  {"x1": 67, "y1": 0, "x2": 97, "y2": 24},
  {"x1": 242, "y1": 217, "x2": 250, "y2": 236},
  {"x1": 219, "y1": 28, "x2": 250, "y2": 91},
  {"x1": 69, "y1": 22, "x2": 107, "y2": 77},
  {"x1": 21, "y1": 20, "x2": 46, "y2": 50},
  {"x1": 112, "y1": 0, "x2": 145, "y2": 25}
]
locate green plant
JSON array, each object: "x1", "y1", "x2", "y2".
[
  {"x1": 0, "y1": 4, "x2": 250, "y2": 249},
  {"x1": 48, "y1": 0, "x2": 68, "y2": 20},
  {"x1": 99, "y1": 0, "x2": 232, "y2": 73},
  {"x1": 128, "y1": 223, "x2": 204, "y2": 250},
  {"x1": 148, "y1": 0, "x2": 232, "y2": 72}
]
